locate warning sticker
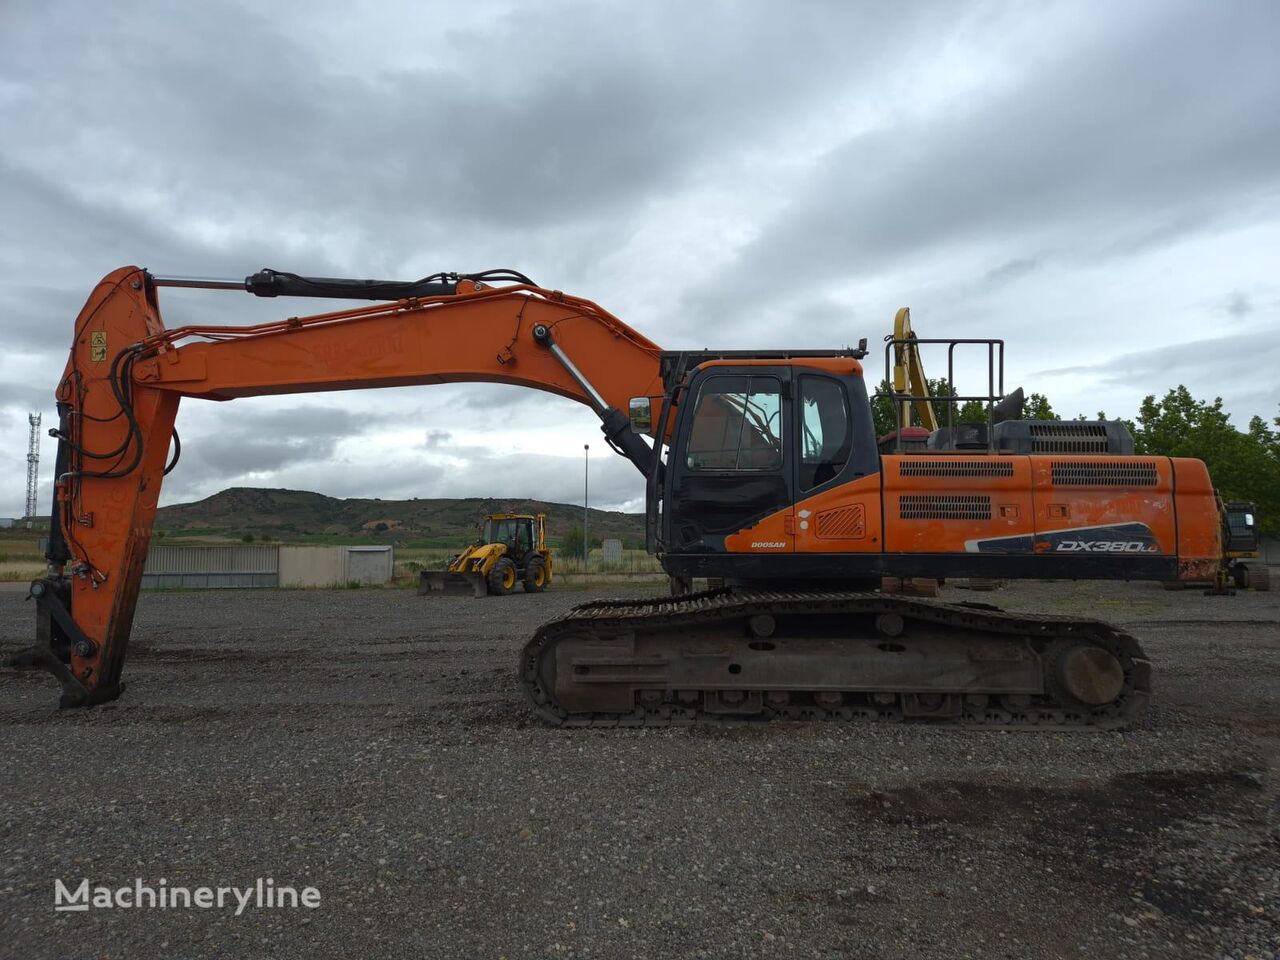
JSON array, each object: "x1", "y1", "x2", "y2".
[{"x1": 90, "y1": 331, "x2": 107, "y2": 362}]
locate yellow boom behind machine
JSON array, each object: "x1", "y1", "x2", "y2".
[{"x1": 419, "y1": 513, "x2": 553, "y2": 598}]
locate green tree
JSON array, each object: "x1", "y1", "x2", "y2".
[
  {"x1": 870, "y1": 378, "x2": 896, "y2": 437},
  {"x1": 1024, "y1": 392, "x2": 1058, "y2": 420},
  {"x1": 873, "y1": 376, "x2": 1048, "y2": 429},
  {"x1": 1079, "y1": 409, "x2": 1140, "y2": 441},
  {"x1": 926, "y1": 378, "x2": 960, "y2": 427},
  {"x1": 561, "y1": 524, "x2": 585, "y2": 558},
  {"x1": 952, "y1": 390, "x2": 1055, "y2": 423},
  {"x1": 1132, "y1": 386, "x2": 1280, "y2": 535},
  {"x1": 870, "y1": 377, "x2": 960, "y2": 436}
]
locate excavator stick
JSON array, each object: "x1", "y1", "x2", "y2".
[
  {"x1": 418, "y1": 570, "x2": 489, "y2": 598},
  {"x1": 11, "y1": 268, "x2": 179, "y2": 706}
]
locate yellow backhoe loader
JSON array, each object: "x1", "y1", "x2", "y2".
[{"x1": 419, "y1": 513, "x2": 553, "y2": 597}]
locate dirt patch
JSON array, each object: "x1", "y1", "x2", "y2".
[{"x1": 848, "y1": 767, "x2": 1275, "y2": 937}]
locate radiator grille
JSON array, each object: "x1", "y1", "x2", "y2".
[
  {"x1": 1050, "y1": 461, "x2": 1159, "y2": 486},
  {"x1": 815, "y1": 505, "x2": 865, "y2": 539},
  {"x1": 898, "y1": 494, "x2": 992, "y2": 521},
  {"x1": 898, "y1": 459, "x2": 1014, "y2": 478},
  {"x1": 1029, "y1": 423, "x2": 1111, "y2": 453}
]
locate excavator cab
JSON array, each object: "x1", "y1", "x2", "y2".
[{"x1": 650, "y1": 357, "x2": 878, "y2": 579}]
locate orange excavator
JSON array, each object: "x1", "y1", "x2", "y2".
[{"x1": 13, "y1": 266, "x2": 1229, "y2": 728}]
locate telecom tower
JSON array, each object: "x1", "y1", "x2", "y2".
[{"x1": 25, "y1": 412, "x2": 40, "y2": 522}]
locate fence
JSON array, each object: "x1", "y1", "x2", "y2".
[
  {"x1": 141, "y1": 544, "x2": 393, "y2": 589},
  {"x1": 1263, "y1": 537, "x2": 1280, "y2": 565}
]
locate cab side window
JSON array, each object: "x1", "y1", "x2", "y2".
[
  {"x1": 685, "y1": 376, "x2": 783, "y2": 471},
  {"x1": 799, "y1": 376, "x2": 851, "y2": 490}
]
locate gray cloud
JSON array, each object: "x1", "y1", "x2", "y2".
[
  {"x1": 0, "y1": 0, "x2": 952, "y2": 276},
  {"x1": 1226, "y1": 291, "x2": 1253, "y2": 319},
  {"x1": 685, "y1": 1, "x2": 1280, "y2": 337},
  {"x1": 316, "y1": 449, "x2": 638, "y2": 513},
  {"x1": 422, "y1": 429, "x2": 452, "y2": 449},
  {"x1": 1035, "y1": 328, "x2": 1280, "y2": 382},
  {"x1": 983, "y1": 258, "x2": 1041, "y2": 287},
  {"x1": 0, "y1": 381, "x2": 53, "y2": 413},
  {"x1": 166, "y1": 404, "x2": 398, "y2": 493},
  {"x1": 2, "y1": 0, "x2": 1278, "y2": 516},
  {"x1": 457, "y1": 384, "x2": 537, "y2": 412},
  {"x1": 168, "y1": 442, "x2": 641, "y2": 514},
  {"x1": 1032, "y1": 326, "x2": 1280, "y2": 424}
]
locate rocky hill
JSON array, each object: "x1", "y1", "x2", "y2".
[{"x1": 155, "y1": 487, "x2": 645, "y2": 546}]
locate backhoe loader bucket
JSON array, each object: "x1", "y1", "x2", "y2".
[{"x1": 418, "y1": 571, "x2": 488, "y2": 598}]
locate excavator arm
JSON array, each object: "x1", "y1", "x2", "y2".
[{"x1": 20, "y1": 266, "x2": 667, "y2": 706}]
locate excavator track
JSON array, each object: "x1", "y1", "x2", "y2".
[{"x1": 519, "y1": 588, "x2": 1151, "y2": 729}]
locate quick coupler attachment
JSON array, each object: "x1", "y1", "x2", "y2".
[{"x1": 7, "y1": 578, "x2": 122, "y2": 708}]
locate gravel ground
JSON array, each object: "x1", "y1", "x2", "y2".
[{"x1": 1, "y1": 578, "x2": 1277, "y2": 960}]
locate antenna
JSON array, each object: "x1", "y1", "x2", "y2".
[{"x1": 25, "y1": 412, "x2": 40, "y2": 522}]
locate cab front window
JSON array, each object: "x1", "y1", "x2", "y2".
[{"x1": 684, "y1": 376, "x2": 783, "y2": 471}]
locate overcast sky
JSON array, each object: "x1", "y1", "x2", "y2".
[{"x1": 2, "y1": 0, "x2": 1278, "y2": 518}]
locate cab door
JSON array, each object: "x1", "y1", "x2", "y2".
[
  {"x1": 664, "y1": 367, "x2": 793, "y2": 553},
  {"x1": 790, "y1": 370, "x2": 884, "y2": 554}
]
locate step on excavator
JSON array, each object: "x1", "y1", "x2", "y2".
[
  {"x1": 419, "y1": 513, "x2": 552, "y2": 597},
  {"x1": 11, "y1": 266, "x2": 1234, "y2": 728}
]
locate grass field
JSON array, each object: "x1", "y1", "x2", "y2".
[
  {"x1": 0, "y1": 531, "x2": 44, "y2": 581},
  {"x1": 0, "y1": 528, "x2": 663, "y2": 583}
]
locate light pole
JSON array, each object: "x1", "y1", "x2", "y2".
[{"x1": 583, "y1": 443, "x2": 589, "y2": 571}]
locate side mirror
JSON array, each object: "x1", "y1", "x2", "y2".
[{"x1": 629, "y1": 397, "x2": 652, "y2": 433}]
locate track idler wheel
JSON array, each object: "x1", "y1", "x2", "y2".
[{"x1": 1052, "y1": 644, "x2": 1125, "y2": 706}]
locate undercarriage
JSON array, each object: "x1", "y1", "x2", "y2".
[{"x1": 520, "y1": 588, "x2": 1151, "y2": 729}]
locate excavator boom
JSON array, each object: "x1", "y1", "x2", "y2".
[{"x1": 23, "y1": 266, "x2": 663, "y2": 705}]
